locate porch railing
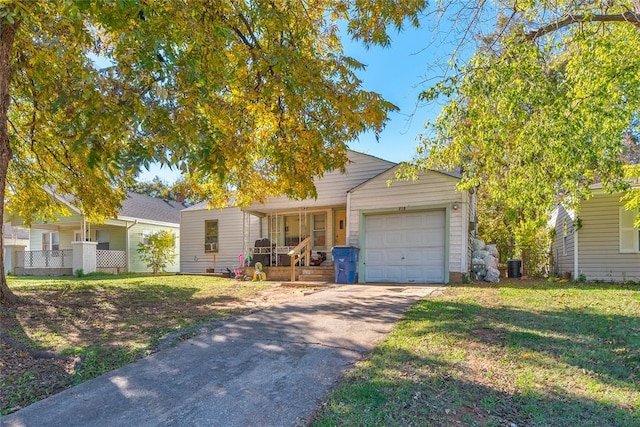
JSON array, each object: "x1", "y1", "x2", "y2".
[
  {"x1": 288, "y1": 236, "x2": 312, "y2": 281},
  {"x1": 17, "y1": 250, "x2": 73, "y2": 268},
  {"x1": 96, "y1": 250, "x2": 127, "y2": 268}
]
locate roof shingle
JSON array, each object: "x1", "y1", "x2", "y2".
[{"x1": 118, "y1": 192, "x2": 187, "y2": 224}]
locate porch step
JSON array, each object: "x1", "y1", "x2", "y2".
[
  {"x1": 298, "y1": 274, "x2": 334, "y2": 282},
  {"x1": 297, "y1": 265, "x2": 335, "y2": 283}
]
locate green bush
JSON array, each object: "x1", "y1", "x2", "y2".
[{"x1": 136, "y1": 230, "x2": 177, "y2": 273}]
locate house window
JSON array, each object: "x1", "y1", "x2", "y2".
[
  {"x1": 74, "y1": 231, "x2": 83, "y2": 242},
  {"x1": 312, "y1": 213, "x2": 326, "y2": 249},
  {"x1": 619, "y1": 208, "x2": 640, "y2": 253},
  {"x1": 42, "y1": 232, "x2": 59, "y2": 251},
  {"x1": 205, "y1": 220, "x2": 218, "y2": 252},
  {"x1": 284, "y1": 215, "x2": 303, "y2": 246},
  {"x1": 141, "y1": 230, "x2": 152, "y2": 246}
]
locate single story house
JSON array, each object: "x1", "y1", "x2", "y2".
[
  {"x1": 5, "y1": 191, "x2": 186, "y2": 275},
  {"x1": 180, "y1": 150, "x2": 476, "y2": 284},
  {"x1": 550, "y1": 184, "x2": 640, "y2": 281}
]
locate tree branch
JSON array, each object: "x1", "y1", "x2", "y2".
[{"x1": 526, "y1": 11, "x2": 640, "y2": 40}]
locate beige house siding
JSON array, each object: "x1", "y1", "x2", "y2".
[
  {"x1": 349, "y1": 169, "x2": 469, "y2": 280},
  {"x1": 578, "y1": 193, "x2": 640, "y2": 281},
  {"x1": 248, "y1": 151, "x2": 394, "y2": 211},
  {"x1": 180, "y1": 207, "x2": 260, "y2": 273},
  {"x1": 549, "y1": 204, "x2": 575, "y2": 277}
]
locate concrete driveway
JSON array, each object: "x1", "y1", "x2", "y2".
[{"x1": 2, "y1": 284, "x2": 443, "y2": 427}]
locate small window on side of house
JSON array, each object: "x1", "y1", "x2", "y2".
[
  {"x1": 205, "y1": 220, "x2": 218, "y2": 253},
  {"x1": 141, "y1": 230, "x2": 152, "y2": 246},
  {"x1": 42, "y1": 232, "x2": 60, "y2": 251},
  {"x1": 619, "y1": 208, "x2": 639, "y2": 253}
]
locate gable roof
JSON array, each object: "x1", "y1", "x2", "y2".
[
  {"x1": 118, "y1": 192, "x2": 187, "y2": 224},
  {"x1": 54, "y1": 191, "x2": 186, "y2": 225},
  {"x1": 182, "y1": 149, "x2": 396, "y2": 213},
  {"x1": 348, "y1": 164, "x2": 462, "y2": 193}
]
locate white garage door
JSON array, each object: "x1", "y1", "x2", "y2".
[{"x1": 364, "y1": 210, "x2": 445, "y2": 283}]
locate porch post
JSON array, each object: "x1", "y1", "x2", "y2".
[
  {"x1": 4, "y1": 243, "x2": 26, "y2": 275},
  {"x1": 71, "y1": 241, "x2": 97, "y2": 275}
]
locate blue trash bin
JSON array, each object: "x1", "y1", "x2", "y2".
[{"x1": 331, "y1": 246, "x2": 359, "y2": 284}]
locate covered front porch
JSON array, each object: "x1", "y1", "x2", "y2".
[
  {"x1": 12, "y1": 217, "x2": 138, "y2": 275},
  {"x1": 13, "y1": 248, "x2": 127, "y2": 276},
  {"x1": 240, "y1": 206, "x2": 346, "y2": 281}
]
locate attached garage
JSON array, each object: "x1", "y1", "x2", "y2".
[
  {"x1": 364, "y1": 210, "x2": 446, "y2": 283},
  {"x1": 348, "y1": 167, "x2": 473, "y2": 284}
]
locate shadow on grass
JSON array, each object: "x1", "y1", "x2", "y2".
[
  {"x1": 452, "y1": 278, "x2": 640, "y2": 291},
  {"x1": 404, "y1": 299, "x2": 639, "y2": 385},
  {"x1": 1, "y1": 278, "x2": 248, "y2": 414},
  {"x1": 314, "y1": 347, "x2": 637, "y2": 427},
  {"x1": 313, "y1": 284, "x2": 639, "y2": 426}
]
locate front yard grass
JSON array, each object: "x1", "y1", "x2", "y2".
[
  {"x1": 311, "y1": 281, "x2": 640, "y2": 426},
  {"x1": 0, "y1": 274, "x2": 274, "y2": 415}
]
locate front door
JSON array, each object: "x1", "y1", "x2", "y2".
[{"x1": 334, "y1": 209, "x2": 346, "y2": 246}]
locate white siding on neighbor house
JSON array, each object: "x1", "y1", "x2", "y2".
[
  {"x1": 248, "y1": 151, "x2": 394, "y2": 212},
  {"x1": 349, "y1": 169, "x2": 469, "y2": 278},
  {"x1": 129, "y1": 223, "x2": 181, "y2": 273},
  {"x1": 180, "y1": 207, "x2": 261, "y2": 273},
  {"x1": 578, "y1": 193, "x2": 640, "y2": 281},
  {"x1": 548, "y1": 205, "x2": 575, "y2": 277}
]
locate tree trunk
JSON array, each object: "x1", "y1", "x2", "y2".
[{"x1": 0, "y1": 20, "x2": 18, "y2": 306}]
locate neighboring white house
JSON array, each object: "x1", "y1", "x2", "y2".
[
  {"x1": 5, "y1": 192, "x2": 186, "y2": 275},
  {"x1": 550, "y1": 184, "x2": 640, "y2": 282},
  {"x1": 180, "y1": 150, "x2": 476, "y2": 284}
]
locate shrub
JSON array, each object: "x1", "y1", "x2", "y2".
[{"x1": 136, "y1": 230, "x2": 177, "y2": 273}]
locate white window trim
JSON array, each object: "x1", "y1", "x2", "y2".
[
  {"x1": 204, "y1": 220, "x2": 218, "y2": 253},
  {"x1": 142, "y1": 230, "x2": 152, "y2": 246},
  {"x1": 311, "y1": 212, "x2": 327, "y2": 250},
  {"x1": 42, "y1": 231, "x2": 60, "y2": 251},
  {"x1": 619, "y1": 207, "x2": 639, "y2": 253}
]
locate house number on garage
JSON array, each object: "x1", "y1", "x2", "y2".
[{"x1": 398, "y1": 207, "x2": 406, "y2": 211}]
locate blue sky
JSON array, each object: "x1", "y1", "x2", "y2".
[
  {"x1": 344, "y1": 24, "x2": 456, "y2": 163},
  {"x1": 140, "y1": 23, "x2": 462, "y2": 182}
]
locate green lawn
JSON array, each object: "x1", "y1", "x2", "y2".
[{"x1": 311, "y1": 281, "x2": 640, "y2": 427}]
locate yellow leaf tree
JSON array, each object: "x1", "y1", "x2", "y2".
[{"x1": 0, "y1": 0, "x2": 428, "y2": 305}]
